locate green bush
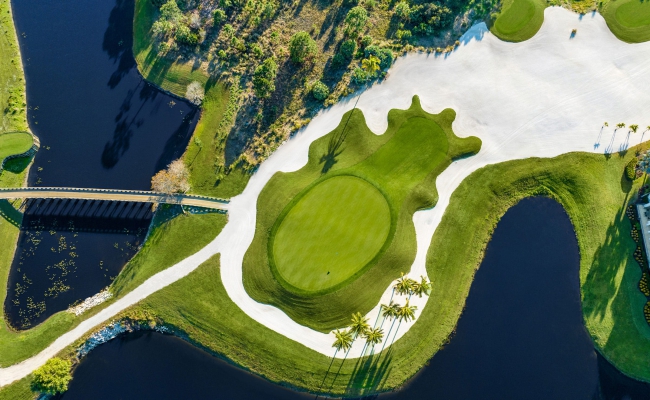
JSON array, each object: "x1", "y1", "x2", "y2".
[
  {"x1": 253, "y1": 58, "x2": 278, "y2": 98},
  {"x1": 394, "y1": 1, "x2": 410, "y2": 19},
  {"x1": 311, "y1": 80, "x2": 329, "y2": 101},
  {"x1": 364, "y1": 45, "x2": 394, "y2": 69},
  {"x1": 31, "y1": 358, "x2": 72, "y2": 395},
  {"x1": 289, "y1": 31, "x2": 318, "y2": 63},
  {"x1": 345, "y1": 6, "x2": 368, "y2": 37},
  {"x1": 339, "y1": 39, "x2": 357, "y2": 59},
  {"x1": 175, "y1": 24, "x2": 200, "y2": 45},
  {"x1": 626, "y1": 157, "x2": 638, "y2": 180},
  {"x1": 361, "y1": 35, "x2": 372, "y2": 48},
  {"x1": 352, "y1": 67, "x2": 369, "y2": 84},
  {"x1": 213, "y1": 9, "x2": 227, "y2": 25}
]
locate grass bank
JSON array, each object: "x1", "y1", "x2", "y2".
[
  {"x1": 89, "y1": 149, "x2": 650, "y2": 396},
  {"x1": 0, "y1": 132, "x2": 32, "y2": 168},
  {"x1": 4, "y1": 147, "x2": 648, "y2": 398},
  {"x1": 601, "y1": 0, "x2": 650, "y2": 43},
  {"x1": 243, "y1": 96, "x2": 481, "y2": 331},
  {"x1": 0, "y1": 210, "x2": 227, "y2": 368},
  {"x1": 490, "y1": 0, "x2": 547, "y2": 42},
  {"x1": 134, "y1": 0, "x2": 250, "y2": 198}
]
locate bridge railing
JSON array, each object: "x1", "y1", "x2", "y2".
[{"x1": 0, "y1": 187, "x2": 229, "y2": 204}]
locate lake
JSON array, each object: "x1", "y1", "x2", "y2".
[
  {"x1": 4, "y1": 0, "x2": 199, "y2": 328},
  {"x1": 58, "y1": 197, "x2": 650, "y2": 399}
]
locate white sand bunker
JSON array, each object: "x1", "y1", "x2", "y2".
[{"x1": 3, "y1": 6, "x2": 650, "y2": 386}]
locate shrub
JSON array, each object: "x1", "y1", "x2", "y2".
[
  {"x1": 289, "y1": 31, "x2": 318, "y2": 63},
  {"x1": 365, "y1": 0, "x2": 377, "y2": 9},
  {"x1": 160, "y1": 0, "x2": 182, "y2": 23},
  {"x1": 365, "y1": 45, "x2": 394, "y2": 69},
  {"x1": 352, "y1": 67, "x2": 369, "y2": 84},
  {"x1": 213, "y1": 9, "x2": 227, "y2": 25},
  {"x1": 394, "y1": 1, "x2": 410, "y2": 20},
  {"x1": 626, "y1": 158, "x2": 638, "y2": 180},
  {"x1": 339, "y1": 39, "x2": 357, "y2": 60},
  {"x1": 175, "y1": 24, "x2": 200, "y2": 45},
  {"x1": 408, "y1": 3, "x2": 452, "y2": 35},
  {"x1": 253, "y1": 58, "x2": 278, "y2": 98},
  {"x1": 360, "y1": 35, "x2": 372, "y2": 48},
  {"x1": 31, "y1": 358, "x2": 72, "y2": 395},
  {"x1": 151, "y1": 159, "x2": 190, "y2": 193},
  {"x1": 345, "y1": 6, "x2": 368, "y2": 37},
  {"x1": 186, "y1": 81, "x2": 205, "y2": 105},
  {"x1": 158, "y1": 41, "x2": 171, "y2": 53},
  {"x1": 311, "y1": 80, "x2": 329, "y2": 101},
  {"x1": 223, "y1": 23, "x2": 235, "y2": 38},
  {"x1": 250, "y1": 43, "x2": 264, "y2": 58},
  {"x1": 396, "y1": 29, "x2": 412, "y2": 41}
]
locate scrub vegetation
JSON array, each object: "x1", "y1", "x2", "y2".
[
  {"x1": 243, "y1": 96, "x2": 480, "y2": 331},
  {"x1": 133, "y1": 0, "x2": 498, "y2": 196}
]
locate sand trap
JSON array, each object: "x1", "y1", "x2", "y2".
[{"x1": 3, "y1": 6, "x2": 650, "y2": 386}]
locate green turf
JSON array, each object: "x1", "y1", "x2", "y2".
[
  {"x1": 273, "y1": 175, "x2": 391, "y2": 292},
  {"x1": 491, "y1": 0, "x2": 547, "y2": 42},
  {"x1": 602, "y1": 0, "x2": 650, "y2": 42},
  {"x1": 46, "y1": 146, "x2": 645, "y2": 399},
  {"x1": 0, "y1": 132, "x2": 32, "y2": 166},
  {"x1": 243, "y1": 96, "x2": 481, "y2": 331}
]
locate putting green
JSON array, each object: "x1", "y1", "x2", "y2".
[
  {"x1": 491, "y1": 0, "x2": 546, "y2": 42},
  {"x1": 272, "y1": 176, "x2": 391, "y2": 292},
  {"x1": 243, "y1": 96, "x2": 482, "y2": 330},
  {"x1": 0, "y1": 132, "x2": 32, "y2": 166},
  {"x1": 616, "y1": 0, "x2": 650, "y2": 28},
  {"x1": 603, "y1": 0, "x2": 650, "y2": 42}
]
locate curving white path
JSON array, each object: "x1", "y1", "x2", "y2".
[{"x1": 3, "y1": 6, "x2": 650, "y2": 387}]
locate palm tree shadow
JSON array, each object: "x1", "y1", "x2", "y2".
[{"x1": 344, "y1": 348, "x2": 394, "y2": 397}]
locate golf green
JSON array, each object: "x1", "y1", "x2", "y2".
[
  {"x1": 491, "y1": 0, "x2": 546, "y2": 42},
  {"x1": 0, "y1": 132, "x2": 32, "y2": 166},
  {"x1": 615, "y1": 0, "x2": 650, "y2": 28},
  {"x1": 603, "y1": 0, "x2": 650, "y2": 43},
  {"x1": 272, "y1": 176, "x2": 391, "y2": 292}
]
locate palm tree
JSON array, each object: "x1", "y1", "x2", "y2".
[
  {"x1": 390, "y1": 300, "x2": 418, "y2": 345},
  {"x1": 317, "y1": 329, "x2": 353, "y2": 397},
  {"x1": 379, "y1": 302, "x2": 402, "y2": 353},
  {"x1": 328, "y1": 313, "x2": 370, "y2": 390},
  {"x1": 412, "y1": 275, "x2": 431, "y2": 298},
  {"x1": 631, "y1": 124, "x2": 639, "y2": 134},
  {"x1": 349, "y1": 312, "x2": 370, "y2": 340},
  {"x1": 603, "y1": 122, "x2": 609, "y2": 127},
  {"x1": 394, "y1": 273, "x2": 414, "y2": 296},
  {"x1": 361, "y1": 55, "x2": 381, "y2": 76},
  {"x1": 363, "y1": 327, "x2": 384, "y2": 355},
  {"x1": 378, "y1": 300, "x2": 399, "y2": 330},
  {"x1": 616, "y1": 122, "x2": 626, "y2": 130}
]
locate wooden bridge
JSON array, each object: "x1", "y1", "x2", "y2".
[{"x1": 0, "y1": 187, "x2": 229, "y2": 211}]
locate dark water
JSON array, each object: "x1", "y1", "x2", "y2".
[
  {"x1": 11, "y1": 0, "x2": 199, "y2": 189},
  {"x1": 4, "y1": 0, "x2": 199, "y2": 327},
  {"x1": 4, "y1": 199, "x2": 152, "y2": 329},
  {"x1": 59, "y1": 197, "x2": 650, "y2": 399}
]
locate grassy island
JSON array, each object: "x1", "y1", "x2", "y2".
[{"x1": 243, "y1": 96, "x2": 481, "y2": 331}]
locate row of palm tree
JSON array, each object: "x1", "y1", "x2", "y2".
[
  {"x1": 318, "y1": 274, "x2": 432, "y2": 396},
  {"x1": 604, "y1": 122, "x2": 650, "y2": 133}
]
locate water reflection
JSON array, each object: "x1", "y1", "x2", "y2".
[{"x1": 11, "y1": 0, "x2": 200, "y2": 190}]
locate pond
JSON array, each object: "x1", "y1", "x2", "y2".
[
  {"x1": 58, "y1": 197, "x2": 650, "y2": 399},
  {"x1": 4, "y1": 199, "x2": 152, "y2": 329},
  {"x1": 4, "y1": 0, "x2": 199, "y2": 328}
]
